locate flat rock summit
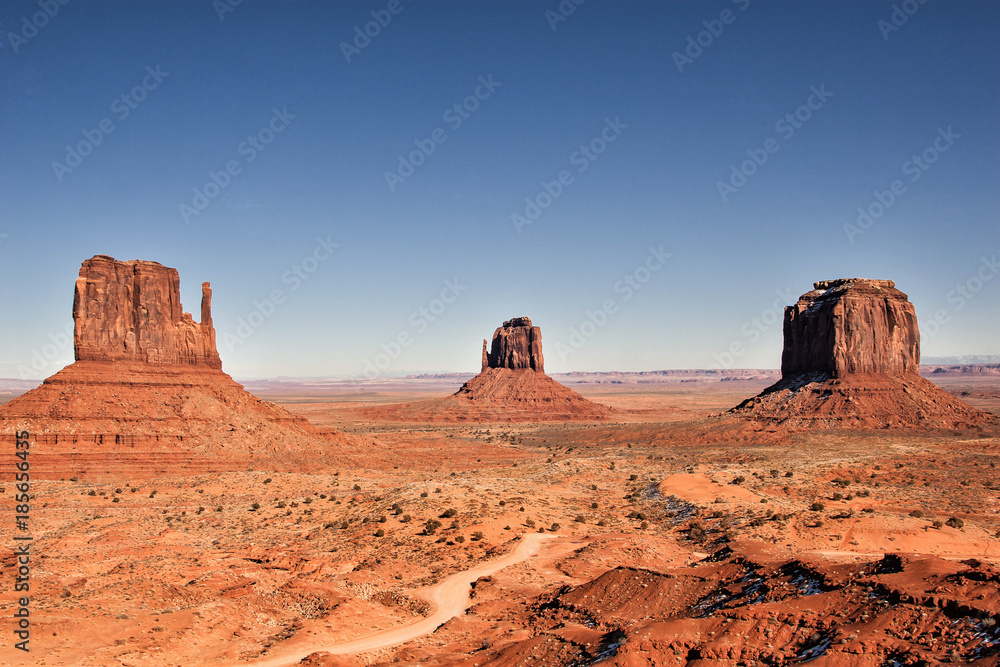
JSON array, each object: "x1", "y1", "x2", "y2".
[
  {"x1": 1, "y1": 255, "x2": 362, "y2": 479},
  {"x1": 728, "y1": 278, "x2": 997, "y2": 429}
]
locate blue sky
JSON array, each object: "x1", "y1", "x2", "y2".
[{"x1": 1, "y1": 0, "x2": 997, "y2": 379}]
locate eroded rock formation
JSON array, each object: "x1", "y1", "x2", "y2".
[
  {"x1": 484, "y1": 317, "x2": 544, "y2": 372},
  {"x1": 728, "y1": 278, "x2": 997, "y2": 429},
  {"x1": 363, "y1": 316, "x2": 609, "y2": 421},
  {"x1": 73, "y1": 255, "x2": 221, "y2": 368},
  {"x1": 781, "y1": 279, "x2": 919, "y2": 378},
  {"x1": 1, "y1": 255, "x2": 360, "y2": 479}
]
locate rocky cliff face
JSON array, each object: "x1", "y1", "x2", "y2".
[
  {"x1": 73, "y1": 255, "x2": 222, "y2": 369},
  {"x1": 484, "y1": 317, "x2": 544, "y2": 373},
  {"x1": 728, "y1": 278, "x2": 996, "y2": 429},
  {"x1": 781, "y1": 278, "x2": 919, "y2": 379}
]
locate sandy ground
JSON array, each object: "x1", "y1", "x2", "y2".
[{"x1": 1, "y1": 375, "x2": 998, "y2": 665}]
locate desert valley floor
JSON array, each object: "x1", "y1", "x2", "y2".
[{"x1": 2, "y1": 371, "x2": 1000, "y2": 666}]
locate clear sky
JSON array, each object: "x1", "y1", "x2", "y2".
[{"x1": 1, "y1": 0, "x2": 997, "y2": 379}]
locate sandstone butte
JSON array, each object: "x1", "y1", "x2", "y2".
[
  {"x1": 0, "y1": 255, "x2": 364, "y2": 480},
  {"x1": 363, "y1": 317, "x2": 612, "y2": 422},
  {"x1": 727, "y1": 278, "x2": 998, "y2": 429}
]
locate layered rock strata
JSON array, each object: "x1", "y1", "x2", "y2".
[
  {"x1": 728, "y1": 278, "x2": 997, "y2": 429},
  {"x1": 1, "y1": 255, "x2": 358, "y2": 479}
]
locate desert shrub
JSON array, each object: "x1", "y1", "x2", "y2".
[
  {"x1": 88, "y1": 490, "x2": 96, "y2": 496},
  {"x1": 760, "y1": 498, "x2": 768, "y2": 504},
  {"x1": 784, "y1": 471, "x2": 793, "y2": 478},
  {"x1": 946, "y1": 516, "x2": 965, "y2": 529},
  {"x1": 537, "y1": 527, "x2": 545, "y2": 533},
  {"x1": 303, "y1": 497, "x2": 313, "y2": 504},
  {"x1": 770, "y1": 469, "x2": 780, "y2": 478},
  {"x1": 114, "y1": 488, "x2": 122, "y2": 494},
  {"x1": 749, "y1": 517, "x2": 766, "y2": 527},
  {"x1": 375, "y1": 528, "x2": 385, "y2": 537},
  {"x1": 810, "y1": 502, "x2": 825, "y2": 512},
  {"x1": 276, "y1": 501, "x2": 286, "y2": 508},
  {"x1": 732, "y1": 476, "x2": 746, "y2": 485},
  {"x1": 455, "y1": 535, "x2": 465, "y2": 543},
  {"x1": 933, "y1": 520, "x2": 944, "y2": 529},
  {"x1": 832, "y1": 493, "x2": 844, "y2": 501},
  {"x1": 263, "y1": 478, "x2": 271, "y2": 484},
  {"x1": 251, "y1": 502, "x2": 260, "y2": 511},
  {"x1": 591, "y1": 502, "x2": 599, "y2": 509},
  {"x1": 435, "y1": 488, "x2": 442, "y2": 493},
  {"x1": 340, "y1": 520, "x2": 349, "y2": 529},
  {"x1": 909, "y1": 510, "x2": 924, "y2": 518},
  {"x1": 597, "y1": 519, "x2": 607, "y2": 526},
  {"x1": 400, "y1": 514, "x2": 411, "y2": 523},
  {"x1": 688, "y1": 522, "x2": 706, "y2": 542},
  {"x1": 525, "y1": 518, "x2": 535, "y2": 527},
  {"x1": 640, "y1": 521, "x2": 649, "y2": 530},
  {"x1": 353, "y1": 484, "x2": 361, "y2": 491},
  {"x1": 498, "y1": 500, "x2": 506, "y2": 506},
  {"x1": 112, "y1": 497, "x2": 120, "y2": 503},
  {"x1": 440, "y1": 508, "x2": 457, "y2": 518},
  {"x1": 629, "y1": 474, "x2": 638, "y2": 481},
  {"x1": 216, "y1": 506, "x2": 223, "y2": 512},
  {"x1": 591, "y1": 484, "x2": 598, "y2": 490},
  {"x1": 420, "y1": 492, "x2": 428, "y2": 497},
  {"x1": 550, "y1": 523, "x2": 561, "y2": 531},
  {"x1": 574, "y1": 515, "x2": 586, "y2": 523},
  {"x1": 197, "y1": 507, "x2": 204, "y2": 514},
  {"x1": 472, "y1": 531, "x2": 484, "y2": 541},
  {"x1": 450, "y1": 519, "x2": 459, "y2": 529}
]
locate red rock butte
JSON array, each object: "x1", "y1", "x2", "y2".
[
  {"x1": 1, "y1": 255, "x2": 363, "y2": 480},
  {"x1": 364, "y1": 317, "x2": 612, "y2": 422},
  {"x1": 728, "y1": 278, "x2": 998, "y2": 429},
  {"x1": 73, "y1": 255, "x2": 222, "y2": 368}
]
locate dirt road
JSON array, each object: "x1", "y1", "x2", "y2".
[{"x1": 246, "y1": 532, "x2": 553, "y2": 666}]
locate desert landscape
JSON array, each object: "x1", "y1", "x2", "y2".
[
  {"x1": 2, "y1": 3, "x2": 998, "y2": 666},
  {"x1": 1, "y1": 259, "x2": 999, "y2": 666}
]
